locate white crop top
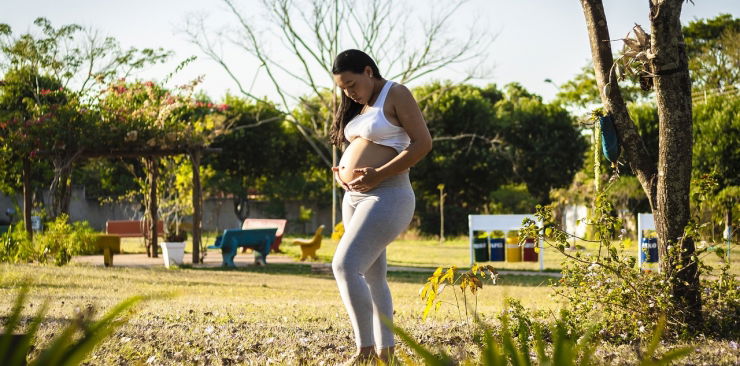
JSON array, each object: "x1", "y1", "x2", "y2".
[{"x1": 344, "y1": 81, "x2": 411, "y2": 153}]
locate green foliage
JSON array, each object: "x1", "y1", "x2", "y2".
[
  {"x1": 420, "y1": 264, "x2": 498, "y2": 322},
  {"x1": 0, "y1": 284, "x2": 147, "y2": 366},
  {"x1": 693, "y1": 94, "x2": 739, "y2": 189},
  {"x1": 627, "y1": 102, "x2": 659, "y2": 163},
  {"x1": 0, "y1": 17, "x2": 171, "y2": 95},
  {"x1": 392, "y1": 303, "x2": 691, "y2": 365},
  {"x1": 0, "y1": 214, "x2": 96, "y2": 265},
  {"x1": 700, "y1": 252, "x2": 740, "y2": 339},
  {"x1": 412, "y1": 82, "x2": 510, "y2": 235},
  {"x1": 521, "y1": 176, "x2": 740, "y2": 342},
  {"x1": 520, "y1": 192, "x2": 691, "y2": 341},
  {"x1": 0, "y1": 223, "x2": 31, "y2": 264},
  {"x1": 71, "y1": 158, "x2": 141, "y2": 200},
  {"x1": 206, "y1": 94, "x2": 326, "y2": 214},
  {"x1": 488, "y1": 184, "x2": 538, "y2": 214},
  {"x1": 683, "y1": 14, "x2": 740, "y2": 90},
  {"x1": 556, "y1": 14, "x2": 739, "y2": 109},
  {"x1": 496, "y1": 83, "x2": 587, "y2": 203},
  {"x1": 412, "y1": 82, "x2": 585, "y2": 235},
  {"x1": 554, "y1": 64, "x2": 651, "y2": 109},
  {"x1": 691, "y1": 94, "x2": 739, "y2": 238}
]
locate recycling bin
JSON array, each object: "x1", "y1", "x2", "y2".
[
  {"x1": 472, "y1": 230, "x2": 489, "y2": 262},
  {"x1": 505, "y1": 231, "x2": 521, "y2": 262},
  {"x1": 641, "y1": 236, "x2": 659, "y2": 263},
  {"x1": 489, "y1": 231, "x2": 505, "y2": 262},
  {"x1": 522, "y1": 238, "x2": 538, "y2": 262}
]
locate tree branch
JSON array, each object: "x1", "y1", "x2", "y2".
[{"x1": 580, "y1": 0, "x2": 658, "y2": 208}]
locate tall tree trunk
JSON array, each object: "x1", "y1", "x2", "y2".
[
  {"x1": 191, "y1": 150, "x2": 202, "y2": 264},
  {"x1": 580, "y1": 0, "x2": 701, "y2": 327},
  {"x1": 50, "y1": 156, "x2": 75, "y2": 219},
  {"x1": 22, "y1": 158, "x2": 33, "y2": 240},
  {"x1": 146, "y1": 158, "x2": 159, "y2": 258},
  {"x1": 649, "y1": 0, "x2": 701, "y2": 326}
]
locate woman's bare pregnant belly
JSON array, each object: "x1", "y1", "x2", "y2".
[{"x1": 337, "y1": 138, "x2": 399, "y2": 184}]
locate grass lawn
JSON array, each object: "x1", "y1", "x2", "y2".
[
  {"x1": 2, "y1": 235, "x2": 737, "y2": 364},
  {"x1": 1, "y1": 262, "x2": 557, "y2": 365}
]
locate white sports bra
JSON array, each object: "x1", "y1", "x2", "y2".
[{"x1": 344, "y1": 81, "x2": 411, "y2": 153}]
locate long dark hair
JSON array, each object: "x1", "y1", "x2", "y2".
[{"x1": 329, "y1": 49, "x2": 382, "y2": 147}]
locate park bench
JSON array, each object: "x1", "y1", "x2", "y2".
[
  {"x1": 209, "y1": 228, "x2": 277, "y2": 267},
  {"x1": 105, "y1": 220, "x2": 164, "y2": 237},
  {"x1": 241, "y1": 218, "x2": 287, "y2": 253},
  {"x1": 94, "y1": 234, "x2": 121, "y2": 267},
  {"x1": 102, "y1": 220, "x2": 163, "y2": 266}
]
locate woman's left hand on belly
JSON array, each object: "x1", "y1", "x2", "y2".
[{"x1": 348, "y1": 167, "x2": 381, "y2": 192}]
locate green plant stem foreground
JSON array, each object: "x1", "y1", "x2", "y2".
[{"x1": 0, "y1": 263, "x2": 737, "y2": 365}]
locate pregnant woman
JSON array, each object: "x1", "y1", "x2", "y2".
[{"x1": 329, "y1": 49, "x2": 432, "y2": 364}]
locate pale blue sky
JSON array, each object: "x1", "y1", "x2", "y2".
[{"x1": 2, "y1": 0, "x2": 737, "y2": 104}]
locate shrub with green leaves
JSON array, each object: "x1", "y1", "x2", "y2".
[
  {"x1": 520, "y1": 184, "x2": 740, "y2": 342},
  {"x1": 0, "y1": 223, "x2": 32, "y2": 264},
  {"x1": 0, "y1": 214, "x2": 97, "y2": 265}
]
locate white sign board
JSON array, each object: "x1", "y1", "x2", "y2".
[{"x1": 468, "y1": 214, "x2": 544, "y2": 271}]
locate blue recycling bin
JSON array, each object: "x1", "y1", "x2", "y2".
[
  {"x1": 489, "y1": 237, "x2": 505, "y2": 261},
  {"x1": 472, "y1": 231, "x2": 489, "y2": 262},
  {"x1": 641, "y1": 237, "x2": 659, "y2": 263}
]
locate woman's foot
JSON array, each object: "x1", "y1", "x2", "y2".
[
  {"x1": 342, "y1": 347, "x2": 377, "y2": 365},
  {"x1": 377, "y1": 346, "x2": 396, "y2": 365}
]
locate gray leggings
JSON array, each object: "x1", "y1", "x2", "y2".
[{"x1": 332, "y1": 172, "x2": 415, "y2": 348}]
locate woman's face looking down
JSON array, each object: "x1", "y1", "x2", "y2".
[{"x1": 333, "y1": 66, "x2": 376, "y2": 105}]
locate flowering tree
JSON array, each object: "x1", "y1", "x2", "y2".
[
  {"x1": 0, "y1": 17, "x2": 170, "y2": 234},
  {"x1": 95, "y1": 78, "x2": 229, "y2": 257}
]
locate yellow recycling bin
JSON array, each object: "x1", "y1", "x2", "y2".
[{"x1": 505, "y1": 231, "x2": 522, "y2": 262}]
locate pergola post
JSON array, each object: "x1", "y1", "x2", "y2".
[
  {"x1": 190, "y1": 149, "x2": 203, "y2": 264},
  {"x1": 22, "y1": 158, "x2": 33, "y2": 239},
  {"x1": 147, "y1": 157, "x2": 159, "y2": 258}
]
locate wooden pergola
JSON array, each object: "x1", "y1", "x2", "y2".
[{"x1": 21, "y1": 147, "x2": 220, "y2": 263}]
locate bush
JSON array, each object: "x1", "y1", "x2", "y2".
[
  {"x1": 0, "y1": 223, "x2": 32, "y2": 264},
  {"x1": 0, "y1": 214, "x2": 97, "y2": 265},
  {"x1": 520, "y1": 188, "x2": 740, "y2": 342},
  {"x1": 700, "y1": 252, "x2": 739, "y2": 339}
]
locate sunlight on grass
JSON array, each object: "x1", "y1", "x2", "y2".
[{"x1": 0, "y1": 262, "x2": 555, "y2": 364}]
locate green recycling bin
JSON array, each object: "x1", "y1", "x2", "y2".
[{"x1": 472, "y1": 230, "x2": 489, "y2": 262}]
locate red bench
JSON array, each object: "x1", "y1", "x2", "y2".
[
  {"x1": 106, "y1": 220, "x2": 164, "y2": 237},
  {"x1": 242, "y1": 219, "x2": 287, "y2": 252}
]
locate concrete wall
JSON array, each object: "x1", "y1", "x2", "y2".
[{"x1": 0, "y1": 186, "x2": 335, "y2": 236}]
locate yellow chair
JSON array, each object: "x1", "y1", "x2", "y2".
[
  {"x1": 94, "y1": 234, "x2": 121, "y2": 267},
  {"x1": 292, "y1": 225, "x2": 325, "y2": 261}
]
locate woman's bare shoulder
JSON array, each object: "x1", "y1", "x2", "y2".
[
  {"x1": 388, "y1": 82, "x2": 413, "y2": 98},
  {"x1": 387, "y1": 82, "x2": 417, "y2": 108}
]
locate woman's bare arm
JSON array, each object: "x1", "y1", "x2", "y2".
[{"x1": 349, "y1": 84, "x2": 432, "y2": 191}]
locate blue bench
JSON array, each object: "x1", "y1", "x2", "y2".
[{"x1": 208, "y1": 228, "x2": 277, "y2": 267}]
